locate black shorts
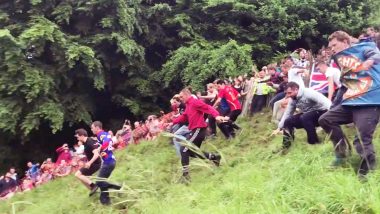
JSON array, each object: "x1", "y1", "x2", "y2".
[{"x1": 79, "y1": 163, "x2": 101, "y2": 176}]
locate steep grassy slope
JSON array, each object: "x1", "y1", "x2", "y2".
[{"x1": 1, "y1": 112, "x2": 380, "y2": 214}]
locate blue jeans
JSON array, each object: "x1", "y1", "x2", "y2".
[{"x1": 173, "y1": 125, "x2": 191, "y2": 157}]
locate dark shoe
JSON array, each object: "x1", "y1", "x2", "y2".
[
  {"x1": 272, "y1": 146, "x2": 289, "y2": 155},
  {"x1": 208, "y1": 133, "x2": 217, "y2": 139},
  {"x1": 177, "y1": 174, "x2": 191, "y2": 185},
  {"x1": 230, "y1": 131, "x2": 236, "y2": 138},
  {"x1": 89, "y1": 185, "x2": 99, "y2": 197},
  {"x1": 329, "y1": 157, "x2": 348, "y2": 169},
  {"x1": 100, "y1": 199, "x2": 111, "y2": 205},
  {"x1": 212, "y1": 154, "x2": 221, "y2": 167},
  {"x1": 109, "y1": 183, "x2": 122, "y2": 190},
  {"x1": 231, "y1": 123, "x2": 241, "y2": 130},
  {"x1": 358, "y1": 159, "x2": 370, "y2": 177}
]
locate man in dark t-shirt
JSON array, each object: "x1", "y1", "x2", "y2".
[{"x1": 74, "y1": 128, "x2": 101, "y2": 195}]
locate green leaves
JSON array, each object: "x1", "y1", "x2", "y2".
[
  {"x1": 0, "y1": 99, "x2": 22, "y2": 134},
  {"x1": 52, "y1": 3, "x2": 73, "y2": 24},
  {"x1": 30, "y1": 0, "x2": 43, "y2": 6},
  {"x1": 21, "y1": 101, "x2": 65, "y2": 135},
  {"x1": 161, "y1": 40, "x2": 253, "y2": 91},
  {"x1": 66, "y1": 44, "x2": 101, "y2": 72},
  {"x1": 21, "y1": 68, "x2": 54, "y2": 103},
  {"x1": 111, "y1": 32, "x2": 145, "y2": 59},
  {"x1": 19, "y1": 16, "x2": 65, "y2": 46}
]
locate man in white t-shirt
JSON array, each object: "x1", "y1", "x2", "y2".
[
  {"x1": 283, "y1": 56, "x2": 307, "y2": 88},
  {"x1": 316, "y1": 61, "x2": 341, "y2": 101}
]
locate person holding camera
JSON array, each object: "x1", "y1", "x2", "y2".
[
  {"x1": 55, "y1": 143, "x2": 72, "y2": 166},
  {"x1": 115, "y1": 120, "x2": 132, "y2": 148}
]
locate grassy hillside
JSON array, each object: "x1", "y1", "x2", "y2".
[{"x1": 1, "y1": 111, "x2": 380, "y2": 214}]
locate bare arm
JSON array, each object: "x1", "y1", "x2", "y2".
[
  {"x1": 87, "y1": 148, "x2": 100, "y2": 167},
  {"x1": 327, "y1": 77, "x2": 335, "y2": 101},
  {"x1": 278, "y1": 99, "x2": 296, "y2": 129},
  {"x1": 212, "y1": 97, "x2": 222, "y2": 108}
]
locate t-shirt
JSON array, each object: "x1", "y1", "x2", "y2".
[
  {"x1": 75, "y1": 145, "x2": 84, "y2": 154},
  {"x1": 96, "y1": 131, "x2": 116, "y2": 164},
  {"x1": 233, "y1": 85, "x2": 243, "y2": 94},
  {"x1": 0, "y1": 178, "x2": 17, "y2": 195},
  {"x1": 288, "y1": 67, "x2": 305, "y2": 88},
  {"x1": 334, "y1": 41, "x2": 380, "y2": 105},
  {"x1": 27, "y1": 165, "x2": 39, "y2": 179},
  {"x1": 218, "y1": 86, "x2": 241, "y2": 110},
  {"x1": 325, "y1": 67, "x2": 341, "y2": 88},
  {"x1": 84, "y1": 138, "x2": 101, "y2": 165}
]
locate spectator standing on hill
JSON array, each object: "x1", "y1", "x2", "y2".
[
  {"x1": 250, "y1": 70, "x2": 273, "y2": 115},
  {"x1": 172, "y1": 88, "x2": 226, "y2": 183},
  {"x1": 91, "y1": 121, "x2": 121, "y2": 205},
  {"x1": 198, "y1": 83, "x2": 219, "y2": 137},
  {"x1": 366, "y1": 27, "x2": 380, "y2": 49},
  {"x1": 55, "y1": 143, "x2": 72, "y2": 165},
  {"x1": 286, "y1": 57, "x2": 306, "y2": 88},
  {"x1": 73, "y1": 141, "x2": 85, "y2": 159},
  {"x1": 273, "y1": 82, "x2": 331, "y2": 153},
  {"x1": 74, "y1": 128, "x2": 102, "y2": 197},
  {"x1": 319, "y1": 31, "x2": 380, "y2": 178},
  {"x1": 315, "y1": 60, "x2": 342, "y2": 101},
  {"x1": 214, "y1": 80, "x2": 242, "y2": 138}
]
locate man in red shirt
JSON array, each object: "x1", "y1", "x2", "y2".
[
  {"x1": 213, "y1": 80, "x2": 242, "y2": 138},
  {"x1": 172, "y1": 88, "x2": 226, "y2": 183}
]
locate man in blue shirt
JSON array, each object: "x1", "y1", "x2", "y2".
[
  {"x1": 26, "y1": 162, "x2": 39, "y2": 182},
  {"x1": 90, "y1": 121, "x2": 121, "y2": 205},
  {"x1": 319, "y1": 31, "x2": 380, "y2": 178}
]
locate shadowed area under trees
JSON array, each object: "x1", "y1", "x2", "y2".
[{"x1": 0, "y1": 0, "x2": 379, "y2": 172}]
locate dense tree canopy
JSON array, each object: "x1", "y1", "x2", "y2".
[{"x1": 0, "y1": 0, "x2": 379, "y2": 171}]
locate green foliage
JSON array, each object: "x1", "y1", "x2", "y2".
[
  {"x1": 51, "y1": 3, "x2": 73, "y2": 25},
  {"x1": 0, "y1": 100, "x2": 22, "y2": 134},
  {"x1": 19, "y1": 16, "x2": 66, "y2": 46},
  {"x1": 30, "y1": 0, "x2": 43, "y2": 6},
  {"x1": 111, "y1": 32, "x2": 145, "y2": 58},
  {"x1": 22, "y1": 67, "x2": 54, "y2": 103},
  {"x1": 21, "y1": 101, "x2": 65, "y2": 135},
  {"x1": 161, "y1": 40, "x2": 252, "y2": 90}
]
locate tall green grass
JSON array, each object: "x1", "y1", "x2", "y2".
[{"x1": 1, "y1": 112, "x2": 380, "y2": 214}]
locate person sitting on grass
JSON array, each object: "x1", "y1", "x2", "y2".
[
  {"x1": 54, "y1": 160, "x2": 72, "y2": 178},
  {"x1": 0, "y1": 173, "x2": 18, "y2": 200}
]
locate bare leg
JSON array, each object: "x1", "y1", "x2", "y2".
[{"x1": 75, "y1": 171, "x2": 92, "y2": 189}]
